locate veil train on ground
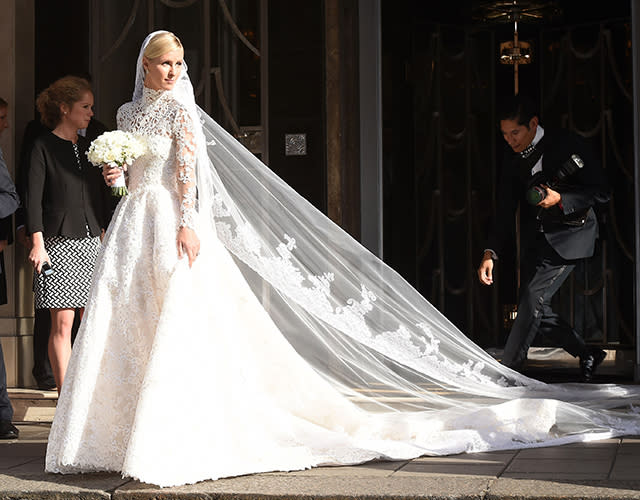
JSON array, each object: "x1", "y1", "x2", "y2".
[
  {"x1": 46, "y1": 33, "x2": 640, "y2": 487},
  {"x1": 192, "y1": 91, "x2": 640, "y2": 450}
]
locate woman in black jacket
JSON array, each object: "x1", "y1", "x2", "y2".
[{"x1": 25, "y1": 76, "x2": 109, "y2": 394}]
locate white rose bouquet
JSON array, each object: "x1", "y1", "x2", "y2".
[{"x1": 86, "y1": 130, "x2": 146, "y2": 196}]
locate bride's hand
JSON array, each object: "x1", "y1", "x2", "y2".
[
  {"x1": 102, "y1": 165, "x2": 122, "y2": 187},
  {"x1": 177, "y1": 227, "x2": 200, "y2": 268}
]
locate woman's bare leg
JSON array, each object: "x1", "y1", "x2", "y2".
[{"x1": 48, "y1": 308, "x2": 76, "y2": 395}]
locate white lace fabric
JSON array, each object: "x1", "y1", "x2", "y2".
[
  {"x1": 117, "y1": 87, "x2": 198, "y2": 229},
  {"x1": 44, "y1": 31, "x2": 640, "y2": 489}
]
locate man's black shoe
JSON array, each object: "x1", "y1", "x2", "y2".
[
  {"x1": 580, "y1": 349, "x2": 606, "y2": 382},
  {"x1": 36, "y1": 379, "x2": 57, "y2": 391},
  {"x1": 0, "y1": 420, "x2": 19, "y2": 440}
]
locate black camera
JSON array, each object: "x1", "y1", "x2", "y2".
[
  {"x1": 41, "y1": 262, "x2": 53, "y2": 277},
  {"x1": 525, "y1": 154, "x2": 584, "y2": 205}
]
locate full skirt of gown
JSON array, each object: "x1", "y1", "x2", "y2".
[{"x1": 44, "y1": 167, "x2": 568, "y2": 487}]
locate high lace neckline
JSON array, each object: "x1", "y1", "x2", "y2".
[{"x1": 142, "y1": 86, "x2": 168, "y2": 104}]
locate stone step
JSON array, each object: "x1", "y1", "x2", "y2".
[{"x1": 8, "y1": 388, "x2": 57, "y2": 423}]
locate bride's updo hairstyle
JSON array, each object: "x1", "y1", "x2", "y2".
[
  {"x1": 143, "y1": 31, "x2": 183, "y2": 60},
  {"x1": 36, "y1": 75, "x2": 92, "y2": 129}
]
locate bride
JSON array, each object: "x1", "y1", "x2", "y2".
[{"x1": 45, "y1": 30, "x2": 640, "y2": 488}]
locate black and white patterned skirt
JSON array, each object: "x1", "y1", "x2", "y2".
[{"x1": 33, "y1": 234, "x2": 101, "y2": 309}]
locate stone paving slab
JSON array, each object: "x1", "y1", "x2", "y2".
[
  {"x1": 0, "y1": 472, "x2": 130, "y2": 500},
  {"x1": 487, "y1": 479, "x2": 640, "y2": 500},
  {"x1": 610, "y1": 455, "x2": 640, "y2": 481},
  {"x1": 113, "y1": 474, "x2": 494, "y2": 500},
  {"x1": 1, "y1": 424, "x2": 640, "y2": 499}
]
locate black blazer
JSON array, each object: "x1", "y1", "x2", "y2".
[
  {"x1": 486, "y1": 127, "x2": 609, "y2": 261},
  {"x1": 24, "y1": 131, "x2": 110, "y2": 238},
  {"x1": 16, "y1": 117, "x2": 112, "y2": 230}
]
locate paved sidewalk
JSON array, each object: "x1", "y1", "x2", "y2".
[{"x1": 1, "y1": 423, "x2": 639, "y2": 499}]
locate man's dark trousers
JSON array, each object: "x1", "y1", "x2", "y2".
[
  {"x1": 32, "y1": 308, "x2": 53, "y2": 386},
  {"x1": 0, "y1": 342, "x2": 13, "y2": 421},
  {"x1": 502, "y1": 234, "x2": 590, "y2": 368}
]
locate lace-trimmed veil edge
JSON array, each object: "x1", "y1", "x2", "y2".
[{"x1": 146, "y1": 29, "x2": 640, "y2": 451}]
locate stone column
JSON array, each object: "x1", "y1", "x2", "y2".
[
  {"x1": 0, "y1": 0, "x2": 35, "y2": 388},
  {"x1": 324, "y1": 0, "x2": 361, "y2": 239}
]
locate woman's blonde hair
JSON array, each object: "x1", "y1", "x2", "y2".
[
  {"x1": 144, "y1": 32, "x2": 183, "y2": 60},
  {"x1": 36, "y1": 76, "x2": 92, "y2": 129}
]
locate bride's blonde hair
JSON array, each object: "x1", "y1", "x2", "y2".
[{"x1": 144, "y1": 32, "x2": 183, "y2": 59}]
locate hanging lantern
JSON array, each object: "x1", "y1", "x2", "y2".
[{"x1": 473, "y1": 0, "x2": 561, "y2": 94}]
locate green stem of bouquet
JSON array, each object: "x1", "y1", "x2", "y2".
[{"x1": 111, "y1": 185, "x2": 129, "y2": 197}]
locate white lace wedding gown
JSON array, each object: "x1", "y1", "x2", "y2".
[
  {"x1": 45, "y1": 87, "x2": 640, "y2": 488},
  {"x1": 43, "y1": 87, "x2": 413, "y2": 485}
]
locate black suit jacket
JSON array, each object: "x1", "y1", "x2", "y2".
[
  {"x1": 24, "y1": 131, "x2": 110, "y2": 238},
  {"x1": 487, "y1": 127, "x2": 609, "y2": 261}
]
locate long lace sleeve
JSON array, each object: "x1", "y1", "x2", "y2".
[{"x1": 173, "y1": 106, "x2": 198, "y2": 229}]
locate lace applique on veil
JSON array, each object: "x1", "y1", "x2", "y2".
[{"x1": 44, "y1": 30, "x2": 640, "y2": 489}]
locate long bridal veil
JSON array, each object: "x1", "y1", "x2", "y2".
[{"x1": 148, "y1": 31, "x2": 640, "y2": 454}]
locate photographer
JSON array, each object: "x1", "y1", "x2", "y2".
[{"x1": 477, "y1": 93, "x2": 609, "y2": 382}]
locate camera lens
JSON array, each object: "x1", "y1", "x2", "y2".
[{"x1": 526, "y1": 186, "x2": 546, "y2": 205}]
